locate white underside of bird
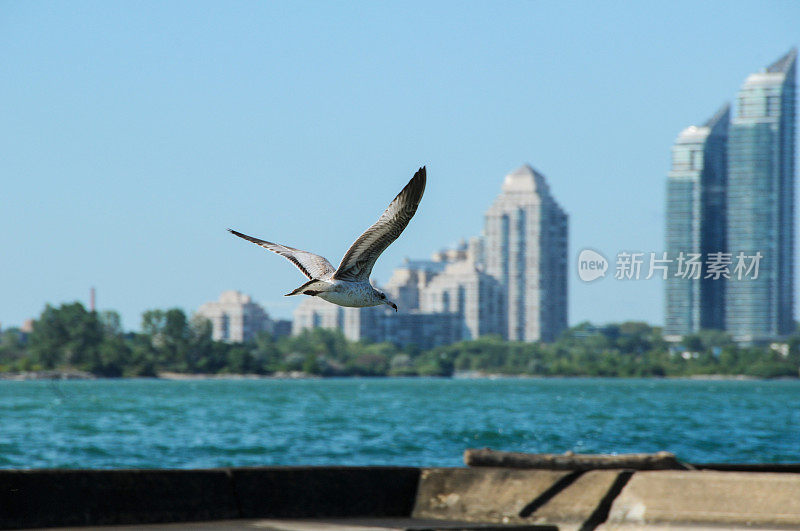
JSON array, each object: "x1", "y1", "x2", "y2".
[
  {"x1": 229, "y1": 166, "x2": 427, "y2": 312},
  {"x1": 290, "y1": 279, "x2": 382, "y2": 308}
]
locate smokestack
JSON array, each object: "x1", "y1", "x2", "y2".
[{"x1": 90, "y1": 287, "x2": 96, "y2": 312}]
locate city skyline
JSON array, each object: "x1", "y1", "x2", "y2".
[{"x1": 1, "y1": 3, "x2": 798, "y2": 331}]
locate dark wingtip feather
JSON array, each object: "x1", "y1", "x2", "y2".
[
  {"x1": 412, "y1": 166, "x2": 427, "y2": 202},
  {"x1": 228, "y1": 229, "x2": 259, "y2": 246}
]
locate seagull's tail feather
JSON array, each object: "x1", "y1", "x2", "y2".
[{"x1": 285, "y1": 279, "x2": 326, "y2": 297}]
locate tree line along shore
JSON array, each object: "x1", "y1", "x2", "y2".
[{"x1": 1, "y1": 302, "x2": 798, "y2": 379}]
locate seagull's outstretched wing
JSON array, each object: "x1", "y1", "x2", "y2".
[
  {"x1": 334, "y1": 166, "x2": 426, "y2": 282},
  {"x1": 228, "y1": 229, "x2": 336, "y2": 280}
]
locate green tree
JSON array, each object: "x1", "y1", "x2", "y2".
[
  {"x1": 28, "y1": 303, "x2": 102, "y2": 369},
  {"x1": 100, "y1": 310, "x2": 123, "y2": 336},
  {"x1": 125, "y1": 335, "x2": 158, "y2": 377},
  {"x1": 227, "y1": 346, "x2": 259, "y2": 374},
  {"x1": 302, "y1": 353, "x2": 321, "y2": 375},
  {"x1": 0, "y1": 328, "x2": 26, "y2": 370},
  {"x1": 140, "y1": 308, "x2": 190, "y2": 370},
  {"x1": 252, "y1": 331, "x2": 282, "y2": 373},
  {"x1": 187, "y1": 315, "x2": 214, "y2": 373}
]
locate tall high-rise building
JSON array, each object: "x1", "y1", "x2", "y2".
[
  {"x1": 483, "y1": 165, "x2": 568, "y2": 342},
  {"x1": 726, "y1": 49, "x2": 796, "y2": 343},
  {"x1": 664, "y1": 104, "x2": 730, "y2": 339}
]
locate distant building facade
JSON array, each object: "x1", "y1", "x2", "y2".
[
  {"x1": 483, "y1": 165, "x2": 568, "y2": 342},
  {"x1": 664, "y1": 105, "x2": 730, "y2": 339},
  {"x1": 383, "y1": 257, "x2": 448, "y2": 312},
  {"x1": 343, "y1": 305, "x2": 463, "y2": 350},
  {"x1": 271, "y1": 319, "x2": 293, "y2": 338},
  {"x1": 292, "y1": 296, "x2": 344, "y2": 335},
  {"x1": 419, "y1": 258, "x2": 504, "y2": 340},
  {"x1": 726, "y1": 49, "x2": 796, "y2": 343},
  {"x1": 196, "y1": 290, "x2": 272, "y2": 343}
]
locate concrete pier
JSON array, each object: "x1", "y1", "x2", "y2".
[{"x1": 2, "y1": 465, "x2": 800, "y2": 530}]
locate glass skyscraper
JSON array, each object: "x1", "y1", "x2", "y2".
[
  {"x1": 664, "y1": 105, "x2": 729, "y2": 340},
  {"x1": 726, "y1": 49, "x2": 796, "y2": 343}
]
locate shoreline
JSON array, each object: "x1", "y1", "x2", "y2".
[{"x1": 0, "y1": 371, "x2": 795, "y2": 382}]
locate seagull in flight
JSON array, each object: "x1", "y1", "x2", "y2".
[{"x1": 229, "y1": 166, "x2": 426, "y2": 312}]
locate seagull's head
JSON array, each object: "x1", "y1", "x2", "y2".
[{"x1": 375, "y1": 290, "x2": 398, "y2": 312}]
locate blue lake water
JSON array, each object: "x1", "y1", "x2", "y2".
[{"x1": 1, "y1": 378, "x2": 798, "y2": 469}]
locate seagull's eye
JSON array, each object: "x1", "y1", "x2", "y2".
[{"x1": 380, "y1": 294, "x2": 386, "y2": 299}]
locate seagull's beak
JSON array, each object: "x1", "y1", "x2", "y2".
[{"x1": 385, "y1": 300, "x2": 398, "y2": 312}]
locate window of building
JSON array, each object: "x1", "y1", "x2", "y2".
[
  {"x1": 221, "y1": 314, "x2": 229, "y2": 341},
  {"x1": 672, "y1": 148, "x2": 690, "y2": 169},
  {"x1": 766, "y1": 95, "x2": 779, "y2": 116},
  {"x1": 691, "y1": 150, "x2": 703, "y2": 170}
]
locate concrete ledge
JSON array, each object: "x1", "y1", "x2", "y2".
[
  {"x1": 412, "y1": 468, "x2": 571, "y2": 524},
  {"x1": 5, "y1": 466, "x2": 800, "y2": 529},
  {"x1": 232, "y1": 466, "x2": 420, "y2": 518},
  {"x1": 68, "y1": 517, "x2": 559, "y2": 530},
  {"x1": 0, "y1": 469, "x2": 238, "y2": 529},
  {"x1": 529, "y1": 470, "x2": 630, "y2": 529},
  {"x1": 0, "y1": 467, "x2": 420, "y2": 530},
  {"x1": 606, "y1": 470, "x2": 800, "y2": 528}
]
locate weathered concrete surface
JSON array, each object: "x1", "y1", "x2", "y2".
[
  {"x1": 465, "y1": 449, "x2": 688, "y2": 470},
  {"x1": 412, "y1": 467, "x2": 570, "y2": 524},
  {"x1": 67, "y1": 517, "x2": 557, "y2": 530},
  {"x1": 6, "y1": 465, "x2": 800, "y2": 529},
  {"x1": 528, "y1": 470, "x2": 625, "y2": 529},
  {"x1": 605, "y1": 470, "x2": 800, "y2": 528}
]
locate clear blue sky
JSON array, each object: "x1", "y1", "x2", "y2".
[{"x1": 1, "y1": 1, "x2": 798, "y2": 331}]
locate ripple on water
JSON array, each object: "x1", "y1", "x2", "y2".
[{"x1": 1, "y1": 378, "x2": 799, "y2": 468}]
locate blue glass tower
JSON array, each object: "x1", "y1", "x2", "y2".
[
  {"x1": 664, "y1": 105, "x2": 729, "y2": 339},
  {"x1": 726, "y1": 49, "x2": 796, "y2": 342}
]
